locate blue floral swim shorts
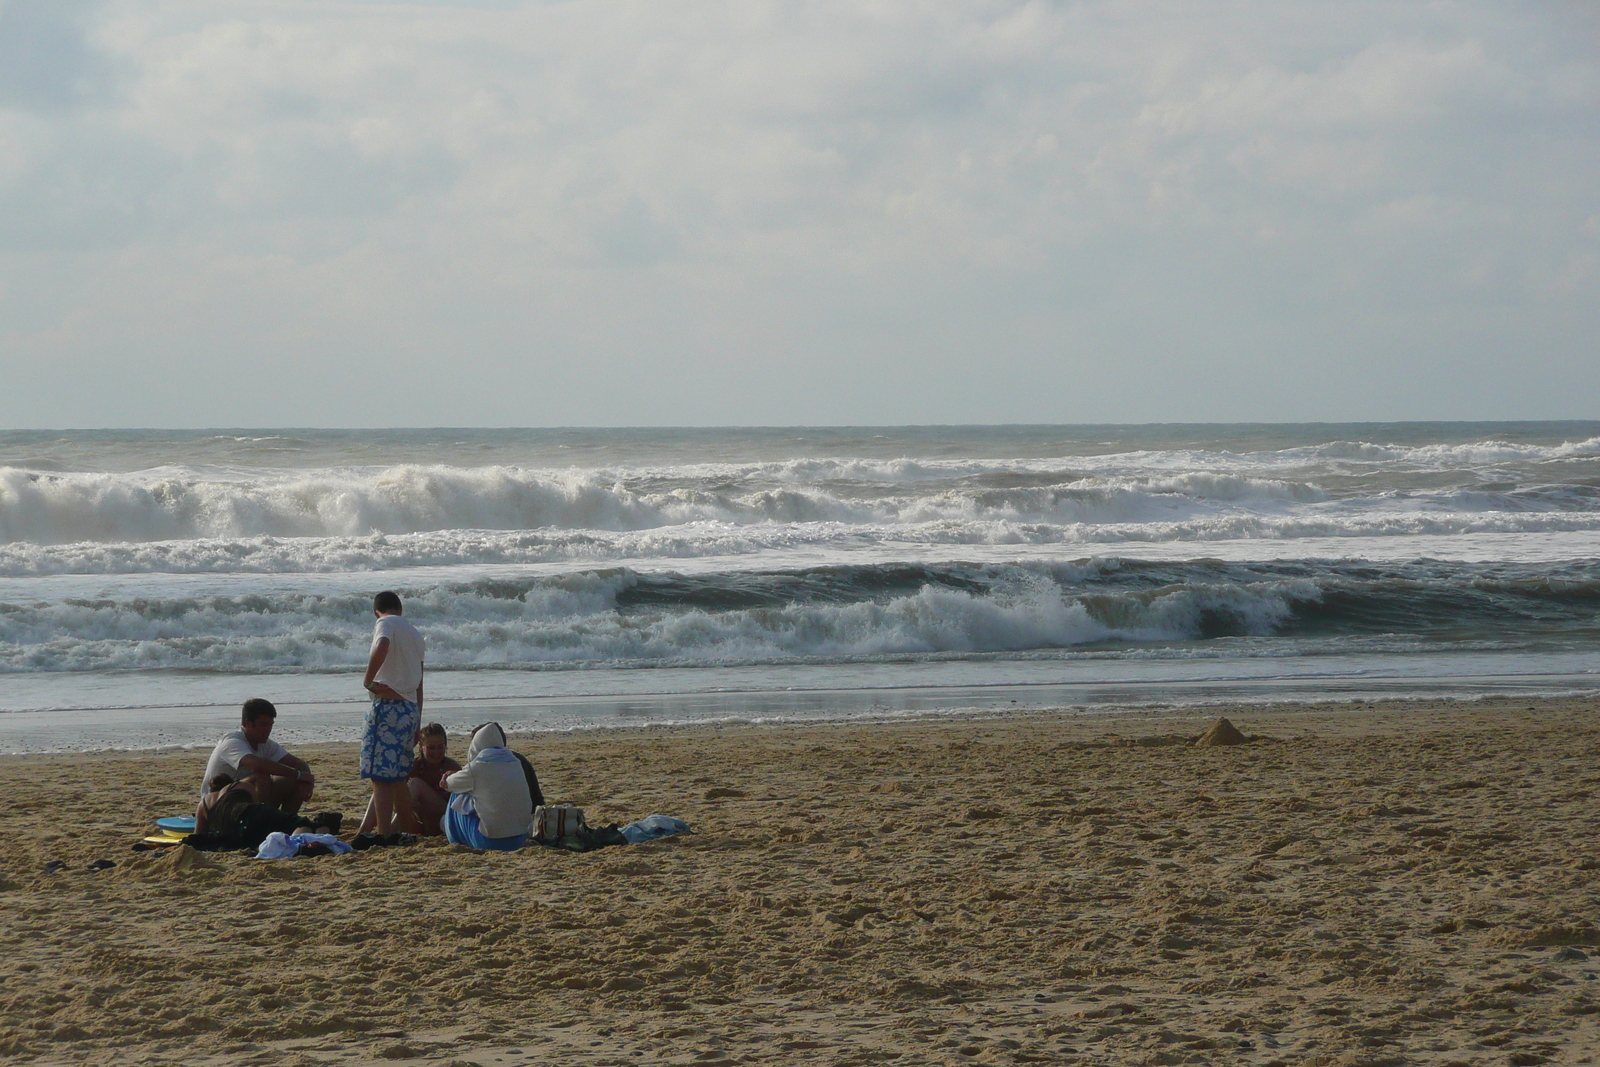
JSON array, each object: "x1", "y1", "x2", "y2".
[{"x1": 360, "y1": 698, "x2": 420, "y2": 782}]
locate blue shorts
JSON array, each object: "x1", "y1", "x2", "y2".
[
  {"x1": 360, "y1": 698, "x2": 420, "y2": 782},
  {"x1": 443, "y1": 806, "x2": 527, "y2": 852}
]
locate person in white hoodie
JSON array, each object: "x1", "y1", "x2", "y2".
[{"x1": 439, "y1": 722, "x2": 532, "y2": 851}]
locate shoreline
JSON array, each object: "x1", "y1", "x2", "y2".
[
  {"x1": 6, "y1": 673, "x2": 1600, "y2": 756},
  {"x1": 4, "y1": 694, "x2": 1600, "y2": 1065}
]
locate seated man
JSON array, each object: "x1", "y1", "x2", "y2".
[{"x1": 198, "y1": 698, "x2": 314, "y2": 813}]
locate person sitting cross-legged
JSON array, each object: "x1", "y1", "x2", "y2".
[
  {"x1": 441, "y1": 722, "x2": 531, "y2": 851},
  {"x1": 198, "y1": 698, "x2": 314, "y2": 813}
]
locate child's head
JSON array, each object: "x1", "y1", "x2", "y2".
[{"x1": 417, "y1": 722, "x2": 448, "y2": 763}]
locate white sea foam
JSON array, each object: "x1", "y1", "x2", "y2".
[
  {"x1": 4, "y1": 449, "x2": 1600, "y2": 559},
  {"x1": 1110, "y1": 436, "x2": 1600, "y2": 472},
  {"x1": 1284, "y1": 436, "x2": 1600, "y2": 466},
  {"x1": 5, "y1": 504, "x2": 1600, "y2": 577},
  {"x1": 1, "y1": 463, "x2": 1337, "y2": 544}
]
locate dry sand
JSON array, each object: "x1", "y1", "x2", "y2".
[{"x1": 3, "y1": 697, "x2": 1600, "y2": 1066}]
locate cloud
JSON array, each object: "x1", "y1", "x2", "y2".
[
  {"x1": 0, "y1": 0, "x2": 114, "y2": 111},
  {"x1": 0, "y1": 0, "x2": 1596, "y2": 425}
]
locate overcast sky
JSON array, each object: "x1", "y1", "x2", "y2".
[{"x1": 0, "y1": 0, "x2": 1596, "y2": 427}]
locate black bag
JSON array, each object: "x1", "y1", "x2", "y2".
[
  {"x1": 553, "y1": 821, "x2": 629, "y2": 853},
  {"x1": 515, "y1": 752, "x2": 545, "y2": 808}
]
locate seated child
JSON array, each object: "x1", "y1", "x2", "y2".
[
  {"x1": 407, "y1": 722, "x2": 461, "y2": 836},
  {"x1": 195, "y1": 774, "x2": 340, "y2": 849}
]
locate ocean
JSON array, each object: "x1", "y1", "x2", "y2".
[{"x1": 3, "y1": 423, "x2": 1598, "y2": 752}]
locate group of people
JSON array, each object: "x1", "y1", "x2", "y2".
[{"x1": 195, "y1": 592, "x2": 543, "y2": 852}]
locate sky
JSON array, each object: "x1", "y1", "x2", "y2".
[{"x1": 0, "y1": 0, "x2": 1596, "y2": 428}]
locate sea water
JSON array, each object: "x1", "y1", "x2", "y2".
[{"x1": 2, "y1": 423, "x2": 1598, "y2": 751}]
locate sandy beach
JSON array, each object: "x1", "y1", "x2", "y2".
[{"x1": 3, "y1": 697, "x2": 1600, "y2": 1066}]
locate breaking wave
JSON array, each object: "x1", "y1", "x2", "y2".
[{"x1": 4, "y1": 558, "x2": 1598, "y2": 674}]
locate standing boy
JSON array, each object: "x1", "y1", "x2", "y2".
[{"x1": 361, "y1": 590, "x2": 425, "y2": 833}]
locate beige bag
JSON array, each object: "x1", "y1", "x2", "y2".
[{"x1": 533, "y1": 804, "x2": 588, "y2": 845}]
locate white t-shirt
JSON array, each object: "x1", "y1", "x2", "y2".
[
  {"x1": 372, "y1": 614, "x2": 425, "y2": 704},
  {"x1": 199, "y1": 729, "x2": 289, "y2": 797}
]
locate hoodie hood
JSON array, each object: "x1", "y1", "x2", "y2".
[{"x1": 467, "y1": 722, "x2": 508, "y2": 761}]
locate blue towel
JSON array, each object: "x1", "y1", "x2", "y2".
[{"x1": 621, "y1": 814, "x2": 693, "y2": 843}]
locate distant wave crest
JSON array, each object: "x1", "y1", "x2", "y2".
[{"x1": 4, "y1": 450, "x2": 1600, "y2": 556}]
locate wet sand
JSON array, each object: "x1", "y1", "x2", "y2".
[{"x1": 3, "y1": 697, "x2": 1600, "y2": 1066}]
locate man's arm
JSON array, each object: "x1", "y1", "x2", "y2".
[
  {"x1": 281, "y1": 753, "x2": 313, "y2": 783},
  {"x1": 238, "y1": 752, "x2": 313, "y2": 785},
  {"x1": 363, "y1": 637, "x2": 405, "y2": 701}
]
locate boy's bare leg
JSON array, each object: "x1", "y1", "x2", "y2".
[
  {"x1": 390, "y1": 780, "x2": 417, "y2": 834},
  {"x1": 372, "y1": 781, "x2": 418, "y2": 834},
  {"x1": 371, "y1": 783, "x2": 396, "y2": 833}
]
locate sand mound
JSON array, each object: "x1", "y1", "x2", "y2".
[
  {"x1": 1194, "y1": 717, "x2": 1249, "y2": 746},
  {"x1": 153, "y1": 844, "x2": 224, "y2": 875},
  {"x1": 1491, "y1": 923, "x2": 1600, "y2": 948}
]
